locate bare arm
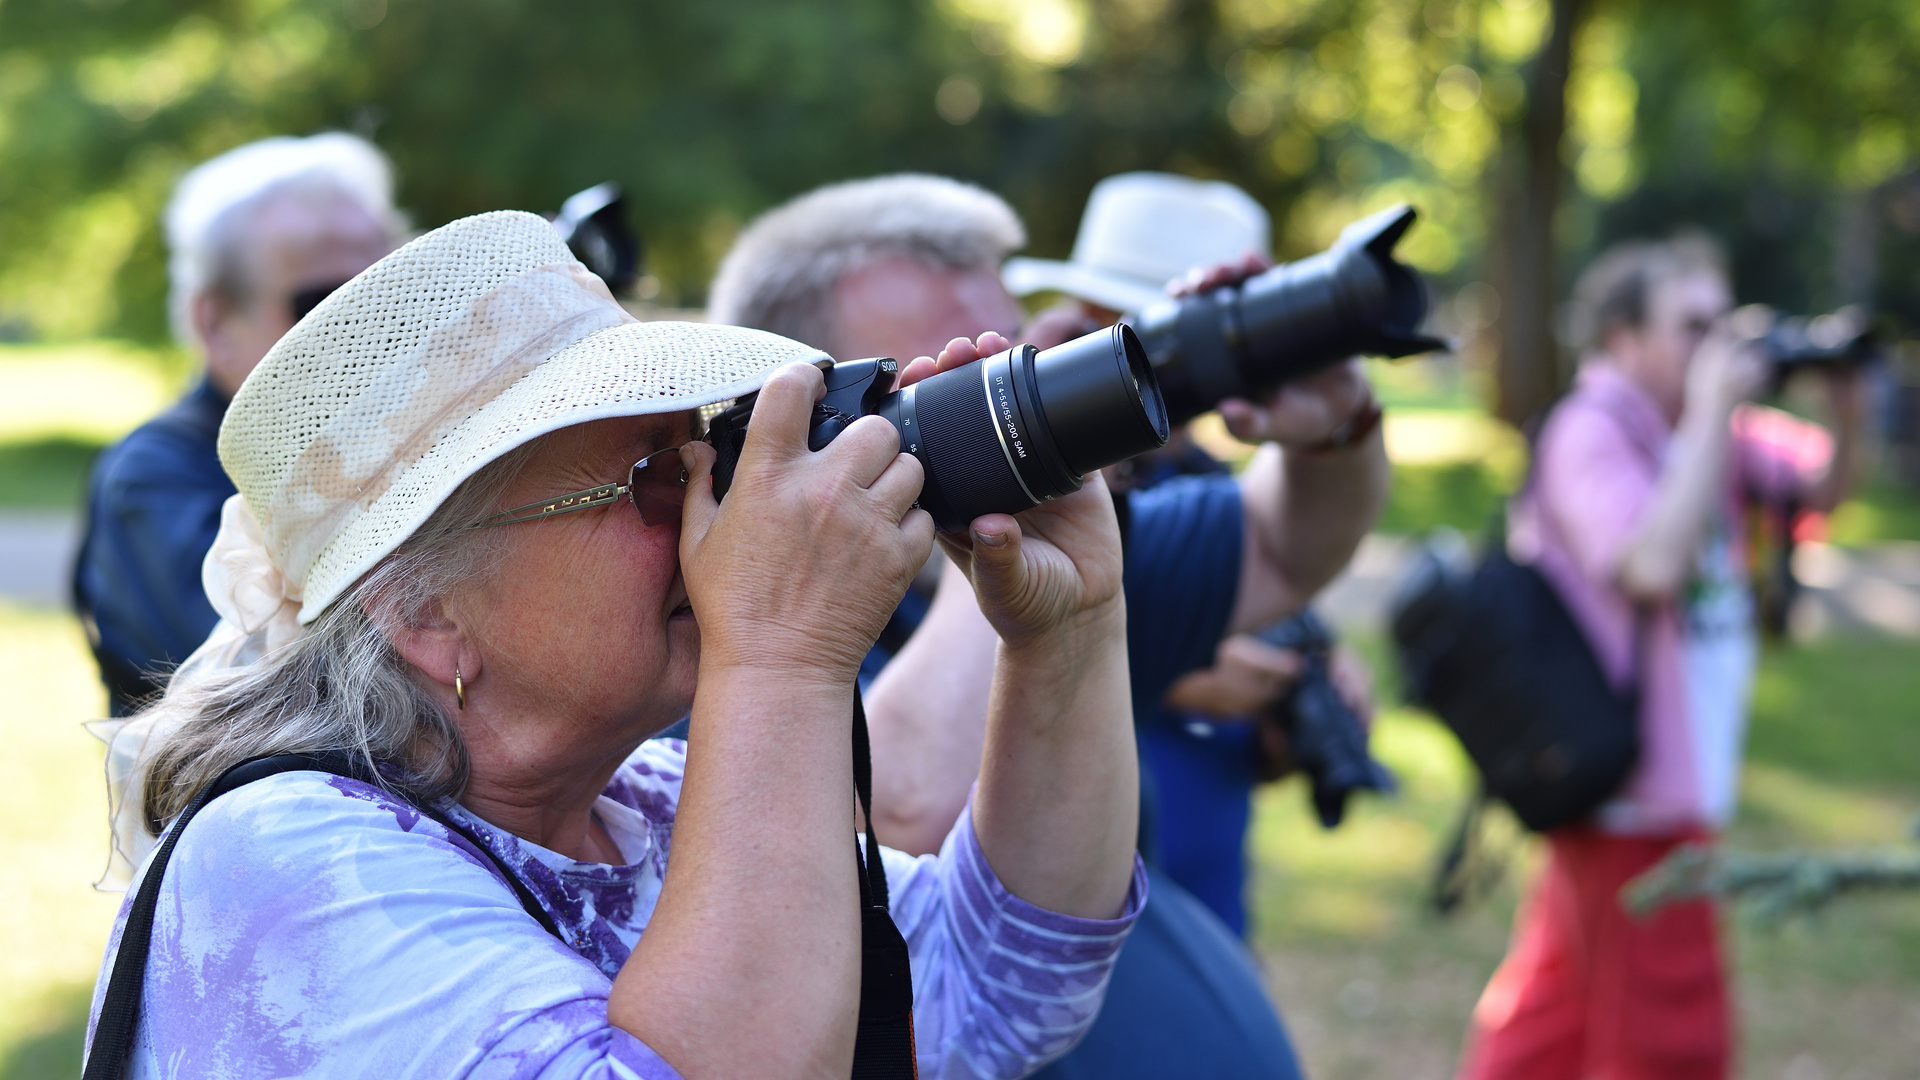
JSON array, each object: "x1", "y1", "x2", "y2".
[
  {"x1": 1616, "y1": 336, "x2": 1767, "y2": 601},
  {"x1": 1225, "y1": 361, "x2": 1392, "y2": 634},
  {"x1": 613, "y1": 364, "x2": 934, "y2": 1077},
  {"x1": 927, "y1": 333, "x2": 1139, "y2": 919},
  {"x1": 865, "y1": 558, "x2": 997, "y2": 855}
]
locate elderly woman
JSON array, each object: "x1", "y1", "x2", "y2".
[{"x1": 86, "y1": 212, "x2": 1142, "y2": 1079}]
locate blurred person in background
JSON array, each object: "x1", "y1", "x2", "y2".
[
  {"x1": 1461, "y1": 234, "x2": 1867, "y2": 1080},
  {"x1": 73, "y1": 133, "x2": 405, "y2": 714},
  {"x1": 710, "y1": 172, "x2": 1390, "y2": 1079}
]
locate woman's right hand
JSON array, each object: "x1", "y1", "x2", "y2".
[{"x1": 679, "y1": 361, "x2": 934, "y2": 686}]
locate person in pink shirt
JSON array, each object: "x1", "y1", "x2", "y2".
[{"x1": 1461, "y1": 234, "x2": 1868, "y2": 1080}]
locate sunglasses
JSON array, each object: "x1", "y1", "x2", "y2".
[
  {"x1": 474, "y1": 446, "x2": 689, "y2": 530},
  {"x1": 289, "y1": 281, "x2": 351, "y2": 322}
]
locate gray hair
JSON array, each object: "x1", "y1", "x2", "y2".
[
  {"x1": 708, "y1": 174, "x2": 1025, "y2": 352},
  {"x1": 165, "y1": 133, "x2": 408, "y2": 348},
  {"x1": 137, "y1": 440, "x2": 539, "y2": 831}
]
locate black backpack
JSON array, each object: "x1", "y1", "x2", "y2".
[{"x1": 1389, "y1": 530, "x2": 1640, "y2": 833}]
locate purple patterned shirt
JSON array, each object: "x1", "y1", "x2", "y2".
[{"x1": 88, "y1": 740, "x2": 1146, "y2": 1078}]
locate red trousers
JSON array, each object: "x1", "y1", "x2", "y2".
[{"x1": 1458, "y1": 827, "x2": 1730, "y2": 1080}]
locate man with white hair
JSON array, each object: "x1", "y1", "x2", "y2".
[
  {"x1": 711, "y1": 173, "x2": 1390, "y2": 1079},
  {"x1": 74, "y1": 133, "x2": 404, "y2": 713}
]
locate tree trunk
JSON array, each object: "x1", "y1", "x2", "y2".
[{"x1": 1488, "y1": 0, "x2": 1585, "y2": 427}]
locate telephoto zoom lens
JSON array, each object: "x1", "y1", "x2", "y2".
[
  {"x1": 876, "y1": 323, "x2": 1169, "y2": 531},
  {"x1": 707, "y1": 324, "x2": 1170, "y2": 533},
  {"x1": 1127, "y1": 203, "x2": 1448, "y2": 426}
]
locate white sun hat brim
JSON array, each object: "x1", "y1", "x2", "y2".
[
  {"x1": 218, "y1": 209, "x2": 827, "y2": 625},
  {"x1": 1003, "y1": 172, "x2": 1273, "y2": 315},
  {"x1": 293, "y1": 318, "x2": 810, "y2": 622},
  {"x1": 1000, "y1": 256, "x2": 1171, "y2": 314}
]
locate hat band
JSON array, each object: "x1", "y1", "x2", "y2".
[{"x1": 263, "y1": 262, "x2": 635, "y2": 593}]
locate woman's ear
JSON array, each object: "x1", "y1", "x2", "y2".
[{"x1": 362, "y1": 590, "x2": 480, "y2": 695}]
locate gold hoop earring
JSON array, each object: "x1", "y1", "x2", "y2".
[{"x1": 454, "y1": 664, "x2": 466, "y2": 711}]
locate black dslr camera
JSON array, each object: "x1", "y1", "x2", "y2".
[
  {"x1": 1732, "y1": 304, "x2": 1880, "y2": 387},
  {"x1": 1254, "y1": 610, "x2": 1395, "y2": 829},
  {"x1": 552, "y1": 183, "x2": 642, "y2": 294},
  {"x1": 1127, "y1": 204, "x2": 1447, "y2": 425},
  {"x1": 707, "y1": 324, "x2": 1171, "y2": 532}
]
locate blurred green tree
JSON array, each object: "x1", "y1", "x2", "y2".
[{"x1": 0, "y1": 0, "x2": 1914, "y2": 424}]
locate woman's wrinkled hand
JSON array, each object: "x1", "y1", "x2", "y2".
[
  {"x1": 897, "y1": 333, "x2": 1126, "y2": 650},
  {"x1": 679, "y1": 361, "x2": 934, "y2": 685}
]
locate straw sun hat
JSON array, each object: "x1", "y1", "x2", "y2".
[
  {"x1": 1001, "y1": 172, "x2": 1272, "y2": 314},
  {"x1": 192, "y1": 209, "x2": 828, "y2": 674},
  {"x1": 94, "y1": 211, "x2": 826, "y2": 886}
]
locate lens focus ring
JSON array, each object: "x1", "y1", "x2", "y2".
[{"x1": 907, "y1": 363, "x2": 1033, "y2": 532}]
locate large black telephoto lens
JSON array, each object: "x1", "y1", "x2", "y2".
[
  {"x1": 708, "y1": 323, "x2": 1170, "y2": 532},
  {"x1": 1127, "y1": 203, "x2": 1447, "y2": 426}
]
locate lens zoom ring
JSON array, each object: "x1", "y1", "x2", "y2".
[{"x1": 912, "y1": 368, "x2": 1030, "y2": 531}]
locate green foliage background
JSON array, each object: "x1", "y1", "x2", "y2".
[{"x1": 1, "y1": 0, "x2": 1918, "y2": 346}]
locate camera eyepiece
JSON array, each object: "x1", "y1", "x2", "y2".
[
  {"x1": 708, "y1": 323, "x2": 1169, "y2": 532},
  {"x1": 1128, "y1": 203, "x2": 1447, "y2": 426}
]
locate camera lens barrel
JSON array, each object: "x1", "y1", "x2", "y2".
[
  {"x1": 1127, "y1": 203, "x2": 1446, "y2": 427},
  {"x1": 884, "y1": 323, "x2": 1169, "y2": 531},
  {"x1": 707, "y1": 324, "x2": 1169, "y2": 533}
]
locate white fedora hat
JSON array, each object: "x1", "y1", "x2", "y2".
[
  {"x1": 216, "y1": 209, "x2": 824, "y2": 632},
  {"x1": 1002, "y1": 172, "x2": 1271, "y2": 313}
]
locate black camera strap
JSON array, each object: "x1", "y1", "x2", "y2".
[{"x1": 851, "y1": 689, "x2": 919, "y2": 1078}]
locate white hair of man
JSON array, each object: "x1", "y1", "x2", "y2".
[
  {"x1": 708, "y1": 174, "x2": 1025, "y2": 352},
  {"x1": 165, "y1": 132, "x2": 406, "y2": 348}
]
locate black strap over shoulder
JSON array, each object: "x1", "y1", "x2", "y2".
[
  {"x1": 86, "y1": 711, "x2": 917, "y2": 1080},
  {"x1": 82, "y1": 752, "x2": 561, "y2": 1080}
]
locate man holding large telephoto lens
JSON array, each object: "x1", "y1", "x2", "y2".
[{"x1": 710, "y1": 173, "x2": 1389, "y2": 1079}]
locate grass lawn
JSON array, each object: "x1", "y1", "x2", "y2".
[
  {"x1": 0, "y1": 439, "x2": 102, "y2": 509},
  {"x1": 1248, "y1": 632, "x2": 1920, "y2": 1080},
  {"x1": 0, "y1": 603, "x2": 119, "y2": 1080},
  {"x1": 0, "y1": 340, "x2": 185, "y2": 510}
]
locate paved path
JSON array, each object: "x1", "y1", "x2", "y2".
[{"x1": 0, "y1": 511, "x2": 78, "y2": 609}]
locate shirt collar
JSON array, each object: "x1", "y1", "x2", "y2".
[
  {"x1": 1575, "y1": 361, "x2": 1673, "y2": 459},
  {"x1": 191, "y1": 375, "x2": 234, "y2": 413}
]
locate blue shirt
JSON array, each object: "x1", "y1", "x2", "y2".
[
  {"x1": 1122, "y1": 473, "x2": 1244, "y2": 727},
  {"x1": 1125, "y1": 469, "x2": 1274, "y2": 936},
  {"x1": 73, "y1": 380, "x2": 235, "y2": 714},
  {"x1": 864, "y1": 477, "x2": 1299, "y2": 1079}
]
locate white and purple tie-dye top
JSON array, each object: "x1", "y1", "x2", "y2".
[{"x1": 89, "y1": 739, "x2": 1147, "y2": 1079}]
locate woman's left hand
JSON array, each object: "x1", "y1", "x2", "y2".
[{"x1": 896, "y1": 332, "x2": 1125, "y2": 649}]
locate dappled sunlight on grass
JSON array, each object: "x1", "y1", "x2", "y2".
[
  {"x1": 0, "y1": 603, "x2": 119, "y2": 1067},
  {"x1": 0, "y1": 342, "x2": 186, "y2": 445},
  {"x1": 1248, "y1": 709, "x2": 1539, "y2": 945}
]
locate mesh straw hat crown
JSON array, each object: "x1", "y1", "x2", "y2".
[
  {"x1": 97, "y1": 209, "x2": 825, "y2": 888},
  {"x1": 218, "y1": 209, "x2": 827, "y2": 629},
  {"x1": 1001, "y1": 172, "x2": 1271, "y2": 313}
]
